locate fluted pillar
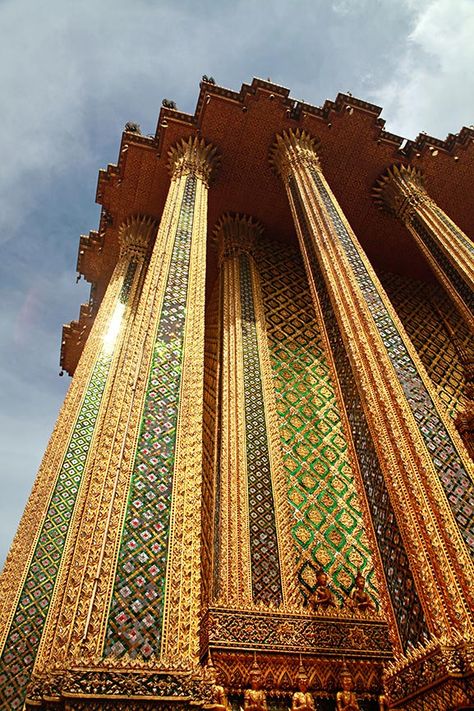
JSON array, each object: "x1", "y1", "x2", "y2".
[
  {"x1": 101, "y1": 139, "x2": 216, "y2": 668},
  {"x1": 14, "y1": 136, "x2": 218, "y2": 708},
  {"x1": 374, "y1": 164, "x2": 474, "y2": 456},
  {"x1": 212, "y1": 214, "x2": 296, "y2": 609},
  {"x1": 373, "y1": 164, "x2": 474, "y2": 329},
  {"x1": 0, "y1": 215, "x2": 154, "y2": 710},
  {"x1": 271, "y1": 129, "x2": 474, "y2": 641},
  {"x1": 99, "y1": 137, "x2": 218, "y2": 667}
]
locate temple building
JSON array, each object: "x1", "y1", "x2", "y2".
[{"x1": 1, "y1": 77, "x2": 473, "y2": 710}]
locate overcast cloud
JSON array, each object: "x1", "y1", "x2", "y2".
[{"x1": 1, "y1": 0, "x2": 473, "y2": 566}]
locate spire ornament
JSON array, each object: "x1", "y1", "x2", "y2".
[
  {"x1": 270, "y1": 129, "x2": 321, "y2": 183},
  {"x1": 213, "y1": 213, "x2": 263, "y2": 264},
  {"x1": 372, "y1": 164, "x2": 429, "y2": 223},
  {"x1": 118, "y1": 215, "x2": 158, "y2": 260},
  {"x1": 168, "y1": 135, "x2": 220, "y2": 185}
]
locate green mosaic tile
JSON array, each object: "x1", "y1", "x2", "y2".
[
  {"x1": 257, "y1": 242, "x2": 378, "y2": 609},
  {"x1": 288, "y1": 176, "x2": 430, "y2": 648}
]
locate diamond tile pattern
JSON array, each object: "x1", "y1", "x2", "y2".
[
  {"x1": 382, "y1": 272, "x2": 468, "y2": 419},
  {"x1": 239, "y1": 255, "x2": 282, "y2": 604},
  {"x1": 105, "y1": 176, "x2": 196, "y2": 658},
  {"x1": 288, "y1": 178, "x2": 428, "y2": 649},
  {"x1": 257, "y1": 239, "x2": 379, "y2": 610},
  {"x1": 310, "y1": 170, "x2": 474, "y2": 557},
  {"x1": 0, "y1": 259, "x2": 139, "y2": 709}
]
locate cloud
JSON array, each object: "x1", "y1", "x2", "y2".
[
  {"x1": 0, "y1": 0, "x2": 418, "y2": 249},
  {"x1": 371, "y1": 0, "x2": 474, "y2": 138}
]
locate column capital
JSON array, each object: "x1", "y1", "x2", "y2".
[
  {"x1": 118, "y1": 214, "x2": 157, "y2": 260},
  {"x1": 168, "y1": 136, "x2": 219, "y2": 185},
  {"x1": 373, "y1": 164, "x2": 431, "y2": 223},
  {"x1": 270, "y1": 129, "x2": 321, "y2": 183},
  {"x1": 213, "y1": 213, "x2": 263, "y2": 264}
]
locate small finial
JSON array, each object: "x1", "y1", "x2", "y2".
[{"x1": 124, "y1": 121, "x2": 141, "y2": 134}]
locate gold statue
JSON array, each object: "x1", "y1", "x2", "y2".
[
  {"x1": 349, "y1": 571, "x2": 375, "y2": 612},
  {"x1": 309, "y1": 567, "x2": 335, "y2": 610},
  {"x1": 291, "y1": 658, "x2": 315, "y2": 711},
  {"x1": 244, "y1": 654, "x2": 267, "y2": 711},
  {"x1": 204, "y1": 652, "x2": 229, "y2": 711},
  {"x1": 336, "y1": 666, "x2": 360, "y2": 711}
]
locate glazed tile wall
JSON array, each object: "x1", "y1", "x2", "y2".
[
  {"x1": 256, "y1": 238, "x2": 380, "y2": 611},
  {"x1": 410, "y1": 216, "x2": 473, "y2": 316},
  {"x1": 381, "y1": 272, "x2": 468, "y2": 419},
  {"x1": 239, "y1": 254, "x2": 282, "y2": 604}
]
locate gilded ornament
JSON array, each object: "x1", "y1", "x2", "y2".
[
  {"x1": 309, "y1": 568, "x2": 336, "y2": 611},
  {"x1": 168, "y1": 135, "x2": 220, "y2": 185},
  {"x1": 336, "y1": 665, "x2": 360, "y2": 711},
  {"x1": 348, "y1": 571, "x2": 376, "y2": 612},
  {"x1": 291, "y1": 659, "x2": 315, "y2": 711},
  {"x1": 244, "y1": 656, "x2": 267, "y2": 711}
]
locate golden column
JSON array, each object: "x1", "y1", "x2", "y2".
[
  {"x1": 374, "y1": 164, "x2": 474, "y2": 457},
  {"x1": 0, "y1": 213, "x2": 156, "y2": 709},
  {"x1": 270, "y1": 130, "x2": 474, "y2": 642},
  {"x1": 212, "y1": 214, "x2": 296, "y2": 609},
  {"x1": 15, "y1": 136, "x2": 218, "y2": 708},
  {"x1": 373, "y1": 164, "x2": 473, "y2": 330}
]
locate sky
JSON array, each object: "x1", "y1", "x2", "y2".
[{"x1": 1, "y1": 0, "x2": 474, "y2": 567}]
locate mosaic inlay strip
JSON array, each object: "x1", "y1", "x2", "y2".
[
  {"x1": 257, "y1": 240, "x2": 379, "y2": 612},
  {"x1": 202, "y1": 283, "x2": 221, "y2": 605},
  {"x1": 289, "y1": 178, "x2": 428, "y2": 649},
  {"x1": 105, "y1": 175, "x2": 197, "y2": 658},
  {"x1": 431, "y1": 204, "x2": 474, "y2": 258},
  {"x1": 309, "y1": 169, "x2": 474, "y2": 557},
  {"x1": 382, "y1": 273, "x2": 467, "y2": 420},
  {"x1": 410, "y1": 215, "x2": 474, "y2": 316},
  {"x1": 239, "y1": 255, "x2": 282, "y2": 605},
  {"x1": 213, "y1": 279, "x2": 225, "y2": 602},
  {"x1": 0, "y1": 261, "x2": 137, "y2": 710}
]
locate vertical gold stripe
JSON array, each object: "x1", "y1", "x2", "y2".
[
  {"x1": 216, "y1": 255, "x2": 253, "y2": 607},
  {"x1": 33, "y1": 257, "x2": 148, "y2": 668},
  {"x1": 249, "y1": 256, "x2": 298, "y2": 608},
  {"x1": 33, "y1": 178, "x2": 186, "y2": 668},
  {"x1": 407, "y1": 206, "x2": 474, "y2": 329},
  {"x1": 417, "y1": 203, "x2": 474, "y2": 291}
]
